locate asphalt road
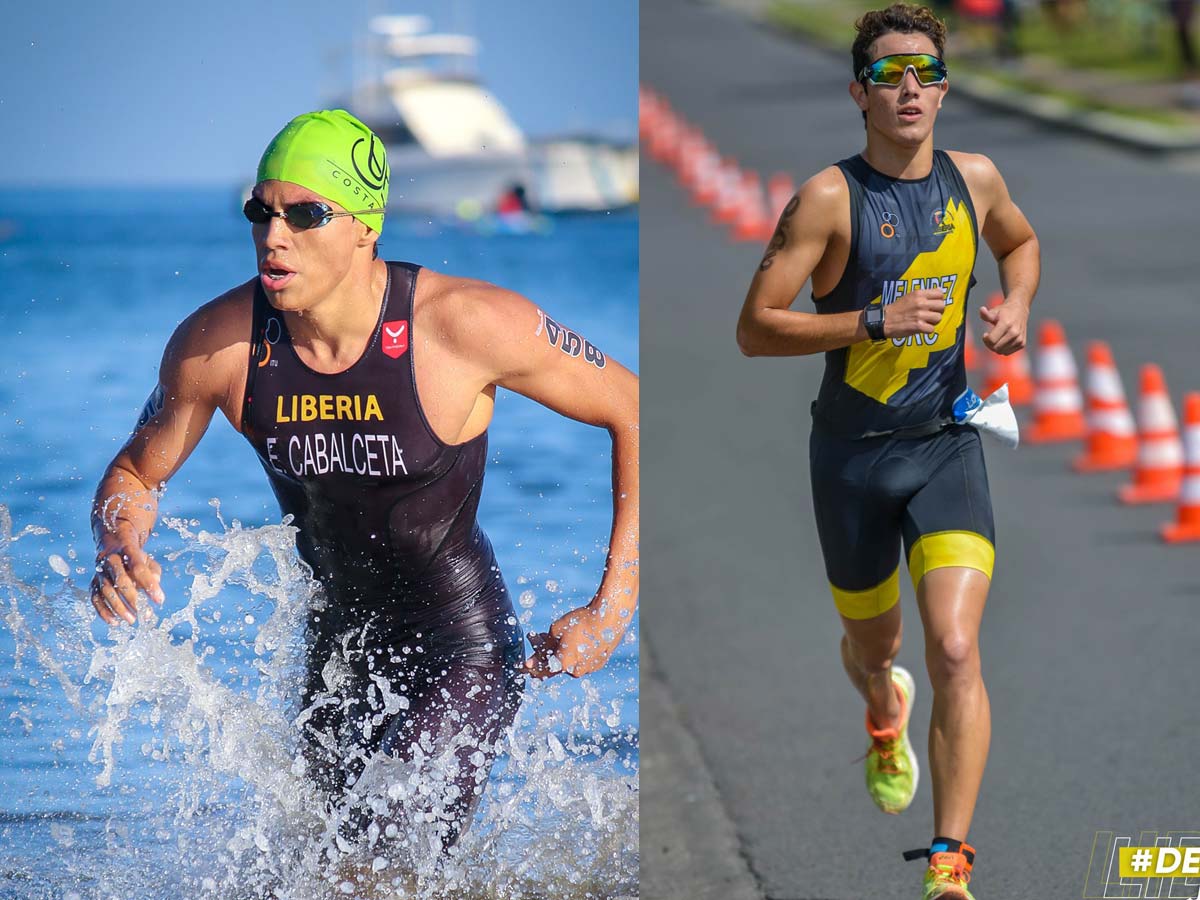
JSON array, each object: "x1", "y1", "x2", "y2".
[{"x1": 641, "y1": 2, "x2": 1200, "y2": 898}]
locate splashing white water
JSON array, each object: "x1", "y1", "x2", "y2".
[{"x1": 0, "y1": 506, "x2": 638, "y2": 899}]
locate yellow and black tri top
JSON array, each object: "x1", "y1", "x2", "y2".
[{"x1": 812, "y1": 149, "x2": 978, "y2": 438}]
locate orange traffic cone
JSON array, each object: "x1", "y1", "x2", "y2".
[
  {"x1": 710, "y1": 158, "x2": 743, "y2": 225},
  {"x1": 1119, "y1": 364, "x2": 1183, "y2": 504},
  {"x1": 731, "y1": 171, "x2": 775, "y2": 242},
  {"x1": 964, "y1": 320, "x2": 979, "y2": 372},
  {"x1": 1027, "y1": 320, "x2": 1086, "y2": 443},
  {"x1": 674, "y1": 127, "x2": 703, "y2": 187},
  {"x1": 1161, "y1": 393, "x2": 1200, "y2": 543},
  {"x1": 647, "y1": 109, "x2": 682, "y2": 165},
  {"x1": 980, "y1": 295, "x2": 1033, "y2": 405},
  {"x1": 638, "y1": 86, "x2": 661, "y2": 140},
  {"x1": 1073, "y1": 341, "x2": 1137, "y2": 472},
  {"x1": 766, "y1": 173, "x2": 795, "y2": 221},
  {"x1": 689, "y1": 143, "x2": 722, "y2": 207}
]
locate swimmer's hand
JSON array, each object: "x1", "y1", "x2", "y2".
[
  {"x1": 883, "y1": 288, "x2": 946, "y2": 340},
  {"x1": 979, "y1": 297, "x2": 1029, "y2": 356},
  {"x1": 90, "y1": 526, "x2": 164, "y2": 625},
  {"x1": 523, "y1": 606, "x2": 622, "y2": 679}
]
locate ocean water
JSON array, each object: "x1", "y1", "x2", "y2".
[{"x1": 0, "y1": 189, "x2": 638, "y2": 899}]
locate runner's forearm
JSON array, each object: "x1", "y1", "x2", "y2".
[
  {"x1": 737, "y1": 306, "x2": 869, "y2": 357},
  {"x1": 996, "y1": 234, "x2": 1040, "y2": 310}
]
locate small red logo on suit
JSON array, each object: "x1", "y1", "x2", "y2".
[{"x1": 382, "y1": 320, "x2": 408, "y2": 359}]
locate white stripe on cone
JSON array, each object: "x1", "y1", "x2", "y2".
[
  {"x1": 1140, "y1": 394, "x2": 1179, "y2": 432},
  {"x1": 1182, "y1": 424, "x2": 1200, "y2": 457},
  {"x1": 713, "y1": 162, "x2": 741, "y2": 219},
  {"x1": 1037, "y1": 347, "x2": 1078, "y2": 381},
  {"x1": 1139, "y1": 438, "x2": 1185, "y2": 468},
  {"x1": 695, "y1": 149, "x2": 720, "y2": 200},
  {"x1": 1089, "y1": 408, "x2": 1136, "y2": 435},
  {"x1": 1088, "y1": 367, "x2": 1126, "y2": 403},
  {"x1": 1036, "y1": 385, "x2": 1084, "y2": 411},
  {"x1": 1182, "y1": 474, "x2": 1200, "y2": 504}
]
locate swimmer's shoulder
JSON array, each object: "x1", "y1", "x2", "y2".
[
  {"x1": 158, "y1": 280, "x2": 257, "y2": 407},
  {"x1": 413, "y1": 267, "x2": 538, "y2": 358}
]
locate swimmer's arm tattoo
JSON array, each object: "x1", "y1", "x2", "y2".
[
  {"x1": 135, "y1": 384, "x2": 165, "y2": 430},
  {"x1": 536, "y1": 310, "x2": 606, "y2": 369},
  {"x1": 759, "y1": 194, "x2": 800, "y2": 271}
]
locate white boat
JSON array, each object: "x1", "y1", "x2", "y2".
[
  {"x1": 343, "y1": 14, "x2": 637, "y2": 216},
  {"x1": 531, "y1": 135, "x2": 639, "y2": 213}
]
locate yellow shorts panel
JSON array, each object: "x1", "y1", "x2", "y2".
[
  {"x1": 907, "y1": 530, "x2": 995, "y2": 593},
  {"x1": 831, "y1": 567, "x2": 901, "y2": 620}
]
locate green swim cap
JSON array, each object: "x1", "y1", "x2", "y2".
[{"x1": 256, "y1": 109, "x2": 389, "y2": 235}]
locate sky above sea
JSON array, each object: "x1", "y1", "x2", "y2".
[{"x1": 0, "y1": 0, "x2": 638, "y2": 187}]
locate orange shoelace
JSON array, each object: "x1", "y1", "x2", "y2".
[
  {"x1": 851, "y1": 734, "x2": 901, "y2": 770},
  {"x1": 855, "y1": 682, "x2": 907, "y2": 771},
  {"x1": 928, "y1": 854, "x2": 972, "y2": 886},
  {"x1": 870, "y1": 736, "x2": 902, "y2": 774}
]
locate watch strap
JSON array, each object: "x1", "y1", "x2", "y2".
[{"x1": 864, "y1": 305, "x2": 886, "y2": 342}]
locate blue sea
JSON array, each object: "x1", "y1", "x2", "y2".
[{"x1": 0, "y1": 189, "x2": 638, "y2": 899}]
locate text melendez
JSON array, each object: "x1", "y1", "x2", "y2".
[
  {"x1": 881, "y1": 274, "x2": 959, "y2": 347},
  {"x1": 880, "y1": 275, "x2": 958, "y2": 307}
]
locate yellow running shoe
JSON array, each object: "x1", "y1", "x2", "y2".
[
  {"x1": 921, "y1": 843, "x2": 977, "y2": 900},
  {"x1": 863, "y1": 664, "x2": 918, "y2": 814}
]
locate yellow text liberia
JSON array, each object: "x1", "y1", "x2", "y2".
[{"x1": 276, "y1": 394, "x2": 384, "y2": 423}]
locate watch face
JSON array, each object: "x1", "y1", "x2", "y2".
[{"x1": 866, "y1": 306, "x2": 883, "y2": 325}]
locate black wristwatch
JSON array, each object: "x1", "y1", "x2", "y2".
[{"x1": 864, "y1": 304, "x2": 886, "y2": 342}]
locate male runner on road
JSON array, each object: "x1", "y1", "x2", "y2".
[
  {"x1": 736, "y1": 6, "x2": 1038, "y2": 899},
  {"x1": 89, "y1": 110, "x2": 639, "y2": 852}
]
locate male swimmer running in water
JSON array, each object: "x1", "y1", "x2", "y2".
[
  {"x1": 89, "y1": 110, "x2": 639, "y2": 850},
  {"x1": 736, "y1": 6, "x2": 1038, "y2": 899}
]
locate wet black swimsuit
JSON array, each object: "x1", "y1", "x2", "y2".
[{"x1": 241, "y1": 261, "x2": 523, "y2": 847}]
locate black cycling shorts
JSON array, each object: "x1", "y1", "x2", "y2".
[{"x1": 809, "y1": 424, "x2": 995, "y2": 620}]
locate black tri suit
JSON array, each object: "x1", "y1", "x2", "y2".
[
  {"x1": 241, "y1": 261, "x2": 524, "y2": 848},
  {"x1": 809, "y1": 151, "x2": 996, "y2": 620}
]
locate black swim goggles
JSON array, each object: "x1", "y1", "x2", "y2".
[
  {"x1": 858, "y1": 53, "x2": 948, "y2": 87},
  {"x1": 243, "y1": 196, "x2": 380, "y2": 230}
]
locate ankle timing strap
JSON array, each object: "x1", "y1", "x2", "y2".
[{"x1": 903, "y1": 839, "x2": 976, "y2": 867}]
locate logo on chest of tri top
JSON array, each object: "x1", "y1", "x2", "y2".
[
  {"x1": 877, "y1": 207, "x2": 957, "y2": 240},
  {"x1": 879, "y1": 210, "x2": 901, "y2": 239},
  {"x1": 256, "y1": 317, "x2": 284, "y2": 368},
  {"x1": 381, "y1": 320, "x2": 408, "y2": 359},
  {"x1": 930, "y1": 206, "x2": 956, "y2": 235}
]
